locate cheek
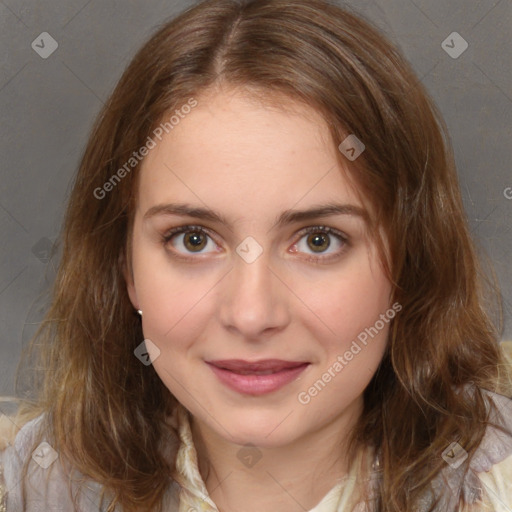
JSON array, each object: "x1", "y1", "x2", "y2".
[
  {"x1": 133, "y1": 288, "x2": 204, "y2": 363},
  {"x1": 293, "y1": 262, "x2": 391, "y2": 352},
  {"x1": 131, "y1": 235, "x2": 221, "y2": 342},
  {"x1": 138, "y1": 277, "x2": 213, "y2": 351},
  {"x1": 296, "y1": 311, "x2": 390, "y2": 415}
]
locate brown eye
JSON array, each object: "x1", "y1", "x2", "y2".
[
  {"x1": 307, "y1": 232, "x2": 330, "y2": 253},
  {"x1": 163, "y1": 225, "x2": 218, "y2": 257},
  {"x1": 292, "y1": 226, "x2": 349, "y2": 263},
  {"x1": 184, "y1": 231, "x2": 207, "y2": 252}
]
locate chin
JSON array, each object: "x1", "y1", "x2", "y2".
[{"x1": 217, "y1": 409, "x2": 303, "y2": 447}]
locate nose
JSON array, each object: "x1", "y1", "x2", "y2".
[{"x1": 218, "y1": 249, "x2": 291, "y2": 341}]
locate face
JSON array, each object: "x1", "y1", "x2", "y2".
[{"x1": 125, "y1": 87, "x2": 393, "y2": 449}]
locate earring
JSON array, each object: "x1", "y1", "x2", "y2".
[{"x1": 137, "y1": 310, "x2": 143, "y2": 316}]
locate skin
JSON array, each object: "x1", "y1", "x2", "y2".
[{"x1": 125, "y1": 85, "x2": 393, "y2": 512}]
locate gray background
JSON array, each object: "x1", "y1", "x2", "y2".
[{"x1": 0, "y1": 0, "x2": 511, "y2": 397}]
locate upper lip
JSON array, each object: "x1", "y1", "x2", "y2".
[{"x1": 206, "y1": 359, "x2": 309, "y2": 372}]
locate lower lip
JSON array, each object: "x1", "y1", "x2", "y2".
[{"x1": 207, "y1": 363, "x2": 309, "y2": 396}]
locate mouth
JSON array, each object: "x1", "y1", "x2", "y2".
[
  {"x1": 205, "y1": 359, "x2": 310, "y2": 395},
  {"x1": 207, "y1": 358, "x2": 308, "y2": 372}
]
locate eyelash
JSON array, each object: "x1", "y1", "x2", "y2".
[{"x1": 161, "y1": 224, "x2": 349, "y2": 263}]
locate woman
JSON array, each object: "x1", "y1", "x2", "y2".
[{"x1": 1, "y1": 0, "x2": 512, "y2": 510}]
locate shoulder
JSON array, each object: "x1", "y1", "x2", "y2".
[
  {"x1": 418, "y1": 387, "x2": 512, "y2": 511},
  {"x1": 0, "y1": 411, "x2": 114, "y2": 511},
  {"x1": 474, "y1": 452, "x2": 512, "y2": 511},
  {"x1": 0, "y1": 410, "x2": 181, "y2": 512},
  {"x1": 445, "y1": 387, "x2": 512, "y2": 510},
  {"x1": 468, "y1": 388, "x2": 512, "y2": 510}
]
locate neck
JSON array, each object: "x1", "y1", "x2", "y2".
[{"x1": 190, "y1": 398, "x2": 364, "y2": 512}]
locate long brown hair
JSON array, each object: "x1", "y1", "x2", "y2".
[{"x1": 12, "y1": 0, "x2": 512, "y2": 510}]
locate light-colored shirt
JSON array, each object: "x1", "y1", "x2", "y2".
[{"x1": 1, "y1": 387, "x2": 512, "y2": 511}]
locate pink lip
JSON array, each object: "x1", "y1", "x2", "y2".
[
  {"x1": 206, "y1": 359, "x2": 310, "y2": 395},
  {"x1": 208, "y1": 359, "x2": 307, "y2": 372}
]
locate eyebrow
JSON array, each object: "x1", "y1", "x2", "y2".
[{"x1": 143, "y1": 202, "x2": 369, "y2": 229}]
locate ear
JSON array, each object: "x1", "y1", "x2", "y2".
[{"x1": 119, "y1": 250, "x2": 139, "y2": 310}]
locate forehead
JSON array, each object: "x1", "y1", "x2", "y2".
[{"x1": 136, "y1": 88, "x2": 365, "y2": 222}]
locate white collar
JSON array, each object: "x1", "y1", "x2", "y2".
[{"x1": 167, "y1": 403, "x2": 368, "y2": 512}]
